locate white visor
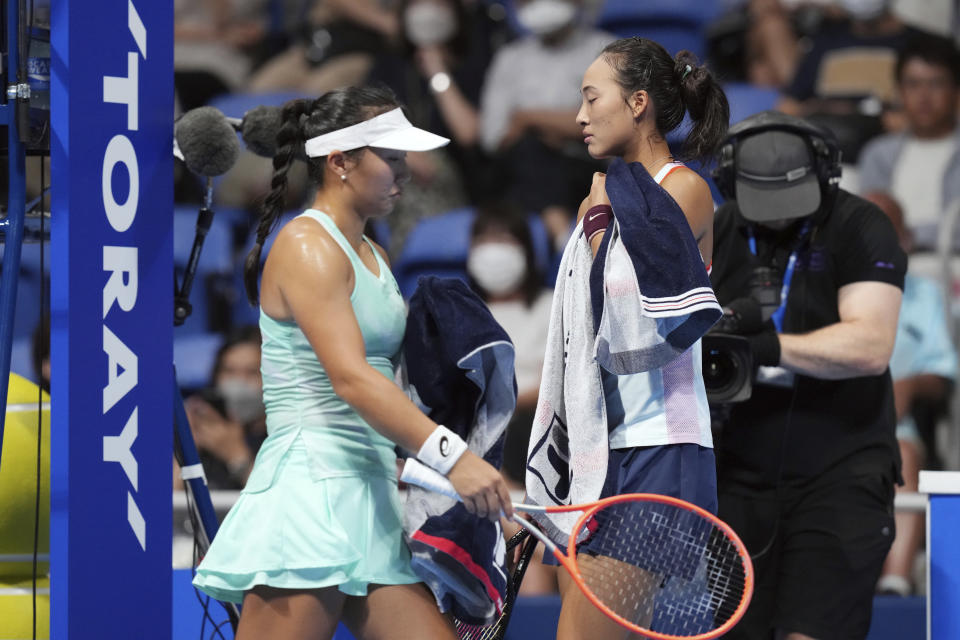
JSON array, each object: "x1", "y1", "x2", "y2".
[{"x1": 304, "y1": 108, "x2": 450, "y2": 158}]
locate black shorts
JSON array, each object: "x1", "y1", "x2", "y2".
[{"x1": 718, "y1": 472, "x2": 895, "y2": 640}]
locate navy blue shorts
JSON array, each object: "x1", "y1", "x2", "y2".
[{"x1": 542, "y1": 443, "x2": 717, "y2": 568}]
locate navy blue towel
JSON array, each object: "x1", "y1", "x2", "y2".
[
  {"x1": 590, "y1": 158, "x2": 721, "y2": 368},
  {"x1": 402, "y1": 276, "x2": 518, "y2": 624}
]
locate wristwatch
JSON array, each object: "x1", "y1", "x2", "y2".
[{"x1": 429, "y1": 71, "x2": 451, "y2": 94}]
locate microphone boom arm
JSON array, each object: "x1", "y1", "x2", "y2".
[{"x1": 174, "y1": 178, "x2": 215, "y2": 327}]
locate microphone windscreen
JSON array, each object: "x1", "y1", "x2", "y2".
[
  {"x1": 174, "y1": 106, "x2": 241, "y2": 177},
  {"x1": 240, "y1": 105, "x2": 283, "y2": 158}
]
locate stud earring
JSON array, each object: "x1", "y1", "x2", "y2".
[{"x1": 340, "y1": 173, "x2": 348, "y2": 181}]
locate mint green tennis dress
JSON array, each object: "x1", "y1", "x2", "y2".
[{"x1": 193, "y1": 210, "x2": 419, "y2": 603}]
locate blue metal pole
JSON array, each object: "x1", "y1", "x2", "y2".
[
  {"x1": 0, "y1": 0, "x2": 29, "y2": 450},
  {"x1": 172, "y1": 371, "x2": 222, "y2": 546}
]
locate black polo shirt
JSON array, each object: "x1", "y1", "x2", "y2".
[{"x1": 709, "y1": 190, "x2": 907, "y2": 487}]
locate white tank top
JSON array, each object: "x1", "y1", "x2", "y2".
[{"x1": 604, "y1": 161, "x2": 713, "y2": 450}]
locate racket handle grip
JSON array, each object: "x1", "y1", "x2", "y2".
[
  {"x1": 401, "y1": 458, "x2": 461, "y2": 500},
  {"x1": 402, "y1": 458, "x2": 528, "y2": 520}
]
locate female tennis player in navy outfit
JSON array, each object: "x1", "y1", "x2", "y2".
[
  {"x1": 549, "y1": 38, "x2": 730, "y2": 639},
  {"x1": 193, "y1": 85, "x2": 513, "y2": 640}
]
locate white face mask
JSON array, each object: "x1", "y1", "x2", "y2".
[
  {"x1": 468, "y1": 243, "x2": 527, "y2": 297},
  {"x1": 838, "y1": 0, "x2": 887, "y2": 21},
  {"x1": 404, "y1": 3, "x2": 458, "y2": 47},
  {"x1": 217, "y1": 378, "x2": 265, "y2": 424},
  {"x1": 516, "y1": 0, "x2": 577, "y2": 37}
]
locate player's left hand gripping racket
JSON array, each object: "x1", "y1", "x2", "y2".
[{"x1": 402, "y1": 459, "x2": 753, "y2": 640}]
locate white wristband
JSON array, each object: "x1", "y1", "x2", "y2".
[{"x1": 416, "y1": 425, "x2": 468, "y2": 476}]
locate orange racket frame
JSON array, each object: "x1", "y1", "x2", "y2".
[{"x1": 518, "y1": 493, "x2": 754, "y2": 640}]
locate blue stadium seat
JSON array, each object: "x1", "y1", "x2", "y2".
[
  {"x1": 613, "y1": 25, "x2": 706, "y2": 59},
  {"x1": 212, "y1": 206, "x2": 251, "y2": 235},
  {"x1": 595, "y1": 0, "x2": 720, "y2": 59},
  {"x1": 723, "y1": 82, "x2": 781, "y2": 126},
  {"x1": 393, "y1": 207, "x2": 552, "y2": 299},
  {"x1": 598, "y1": 0, "x2": 718, "y2": 23},
  {"x1": 174, "y1": 331, "x2": 224, "y2": 392},
  {"x1": 393, "y1": 208, "x2": 473, "y2": 298}
]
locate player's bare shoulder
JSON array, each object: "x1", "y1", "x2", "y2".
[
  {"x1": 268, "y1": 215, "x2": 350, "y2": 276},
  {"x1": 660, "y1": 166, "x2": 712, "y2": 208}
]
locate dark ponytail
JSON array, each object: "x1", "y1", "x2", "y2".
[
  {"x1": 673, "y1": 50, "x2": 730, "y2": 160},
  {"x1": 601, "y1": 37, "x2": 730, "y2": 161},
  {"x1": 243, "y1": 85, "x2": 400, "y2": 306}
]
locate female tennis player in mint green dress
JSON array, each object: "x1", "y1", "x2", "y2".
[{"x1": 193, "y1": 86, "x2": 513, "y2": 640}]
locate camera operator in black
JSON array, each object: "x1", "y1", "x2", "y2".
[{"x1": 709, "y1": 111, "x2": 906, "y2": 640}]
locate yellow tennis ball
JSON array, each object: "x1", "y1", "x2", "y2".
[
  {"x1": 0, "y1": 374, "x2": 50, "y2": 578},
  {"x1": 0, "y1": 575, "x2": 49, "y2": 639}
]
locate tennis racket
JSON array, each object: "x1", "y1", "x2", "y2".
[
  {"x1": 454, "y1": 529, "x2": 537, "y2": 640},
  {"x1": 402, "y1": 459, "x2": 753, "y2": 640}
]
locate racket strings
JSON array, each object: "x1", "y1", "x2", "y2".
[
  {"x1": 574, "y1": 500, "x2": 748, "y2": 636},
  {"x1": 456, "y1": 615, "x2": 515, "y2": 640},
  {"x1": 455, "y1": 620, "x2": 504, "y2": 640}
]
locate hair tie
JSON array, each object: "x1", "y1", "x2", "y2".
[{"x1": 681, "y1": 64, "x2": 693, "y2": 81}]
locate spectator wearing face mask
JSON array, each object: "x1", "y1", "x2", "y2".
[
  {"x1": 369, "y1": 0, "x2": 505, "y2": 256},
  {"x1": 180, "y1": 325, "x2": 266, "y2": 490},
  {"x1": 478, "y1": 0, "x2": 614, "y2": 250},
  {"x1": 466, "y1": 202, "x2": 553, "y2": 491}
]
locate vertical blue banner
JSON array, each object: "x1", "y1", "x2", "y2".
[{"x1": 50, "y1": 0, "x2": 173, "y2": 638}]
